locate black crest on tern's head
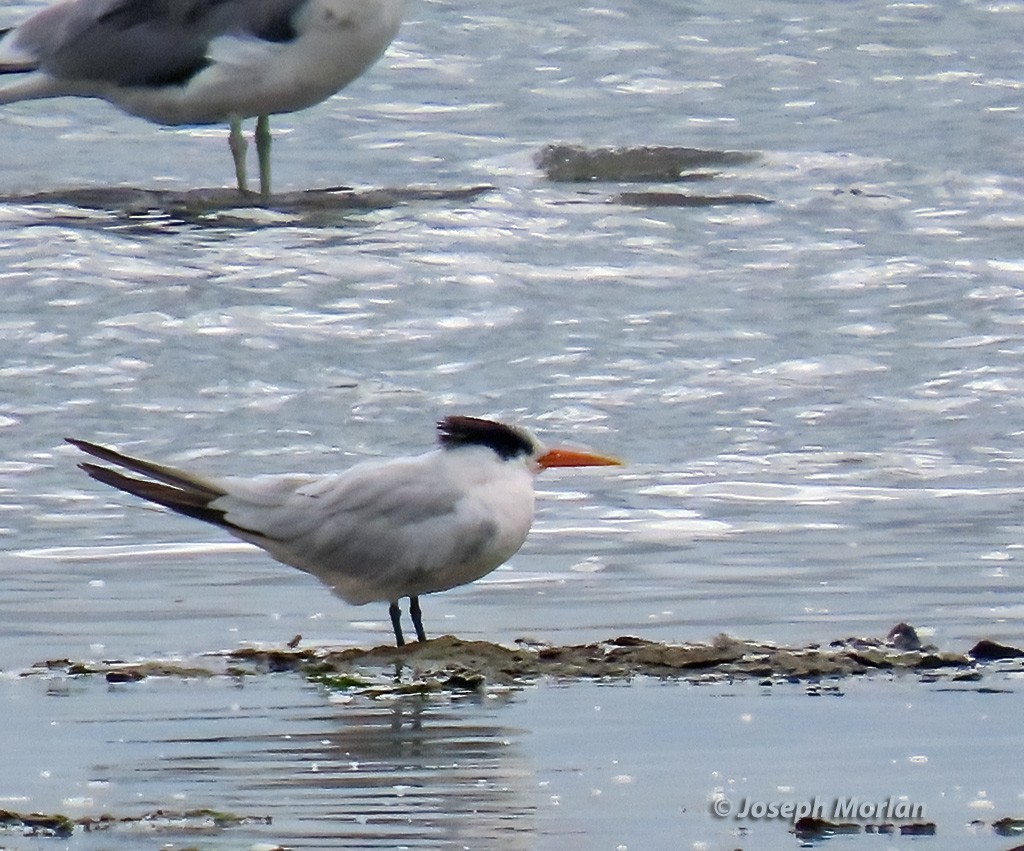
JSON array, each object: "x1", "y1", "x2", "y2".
[{"x1": 437, "y1": 416, "x2": 538, "y2": 461}]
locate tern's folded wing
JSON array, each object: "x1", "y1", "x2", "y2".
[{"x1": 213, "y1": 458, "x2": 503, "y2": 603}]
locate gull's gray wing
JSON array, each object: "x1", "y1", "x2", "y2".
[{"x1": 4, "y1": 0, "x2": 307, "y2": 86}]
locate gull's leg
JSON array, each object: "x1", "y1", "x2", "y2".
[
  {"x1": 409, "y1": 596, "x2": 427, "y2": 643},
  {"x1": 388, "y1": 601, "x2": 405, "y2": 647},
  {"x1": 255, "y1": 114, "x2": 272, "y2": 199},
  {"x1": 228, "y1": 118, "x2": 248, "y2": 193}
]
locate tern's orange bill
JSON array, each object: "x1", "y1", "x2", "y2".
[{"x1": 537, "y1": 447, "x2": 623, "y2": 469}]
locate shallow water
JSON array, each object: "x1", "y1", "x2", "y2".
[
  {"x1": 2, "y1": 0, "x2": 1024, "y2": 847},
  {"x1": 1, "y1": 669, "x2": 1022, "y2": 850}
]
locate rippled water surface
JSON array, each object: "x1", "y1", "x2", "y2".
[
  {"x1": 2, "y1": 0, "x2": 1024, "y2": 848},
  {"x1": 2, "y1": 671, "x2": 1022, "y2": 849}
]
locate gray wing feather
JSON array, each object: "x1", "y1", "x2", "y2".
[
  {"x1": 69, "y1": 440, "x2": 506, "y2": 605},
  {"x1": 217, "y1": 459, "x2": 465, "y2": 542},
  {"x1": 9, "y1": 0, "x2": 307, "y2": 86},
  {"x1": 214, "y1": 459, "x2": 502, "y2": 602}
]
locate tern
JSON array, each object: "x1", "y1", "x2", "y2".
[
  {"x1": 68, "y1": 416, "x2": 622, "y2": 646},
  {"x1": 0, "y1": 0, "x2": 405, "y2": 198}
]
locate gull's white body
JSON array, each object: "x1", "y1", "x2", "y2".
[
  {"x1": 0, "y1": 0, "x2": 405, "y2": 194},
  {"x1": 206, "y1": 446, "x2": 536, "y2": 605},
  {"x1": 68, "y1": 417, "x2": 622, "y2": 645},
  {"x1": 0, "y1": 0, "x2": 405, "y2": 124}
]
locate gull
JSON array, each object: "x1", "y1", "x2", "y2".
[
  {"x1": 68, "y1": 416, "x2": 622, "y2": 646},
  {"x1": 0, "y1": 0, "x2": 405, "y2": 198}
]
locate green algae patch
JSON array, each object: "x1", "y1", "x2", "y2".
[{"x1": 0, "y1": 809, "x2": 75, "y2": 838}]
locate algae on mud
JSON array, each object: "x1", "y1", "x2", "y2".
[
  {"x1": 21, "y1": 628, "x2": 1024, "y2": 695},
  {"x1": 224, "y1": 631, "x2": 1014, "y2": 690},
  {"x1": 0, "y1": 808, "x2": 269, "y2": 840}
]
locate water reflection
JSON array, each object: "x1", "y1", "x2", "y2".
[
  {"x1": 117, "y1": 681, "x2": 534, "y2": 849},
  {"x1": 254, "y1": 697, "x2": 533, "y2": 847}
]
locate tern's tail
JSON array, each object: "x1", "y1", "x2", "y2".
[{"x1": 67, "y1": 437, "x2": 239, "y2": 531}]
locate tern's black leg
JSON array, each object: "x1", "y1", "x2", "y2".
[
  {"x1": 389, "y1": 601, "x2": 405, "y2": 647},
  {"x1": 409, "y1": 596, "x2": 427, "y2": 643}
]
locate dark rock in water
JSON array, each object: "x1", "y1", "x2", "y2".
[
  {"x1": 0, "y1": 184, "x2": 494, "y2": 223},
  {"x1": 615, "y1": 190, "x2": 771, "y2": 207},
  {"x1": 968, "y1": 639, "x2": 1024, "y2": 660},
  {"x1": 832, "y1": 187, "x2": 894, "y2": 199},
  {"x1": 831, "y1": 624, "x2": 932, "y2": 653},
  {"x1": 899, "y1": 822, "x2": 937, "y2": 836},
  {"x1": 793, "y1": 817, "x2": 861, "y2": 838},
  {"x1": 887, "y1": 622, "x2": 922, "y2": 651},
  {"x1": 794, "y1": 816, "x2": 935, "y2": 840},
  {"x1": 992, "y1": 816, "x2": 1024, "y2": 836},
  {"x1": 608, "y1": 635, "x2": 649, "y2": 647},
  {"x1": 105, "y1": 669, "x2": 145, "y2": 684},
  {"x1": 443, "y1": 670, "x2": 487, "y2": 691},
  {"x1": 536, "y1": 144, "x2": 759, "y2": 182}
]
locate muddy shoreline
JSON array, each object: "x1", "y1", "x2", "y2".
[
  {"x1": 6, "y1": 626, "x2": 1023, "y2": 847},
  {"x1": 22, "y1": 626, "x2": 1024, "y2": 694}
]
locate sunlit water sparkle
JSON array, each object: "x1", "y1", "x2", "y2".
[{"x1": 2, "y1": 1, "x2": 1024, "y2": 848}]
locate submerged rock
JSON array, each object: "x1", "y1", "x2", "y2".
[
  {"x1": 969, "y1": 639, "x2": 1024, "y2": 661},
  {"x1": 0, "y1": 184, "x2": 494, "y2": 223},
  {"x1": 793, "y1": 816, "x2": 938, "y2": 839},
  {"x1": 534, "y1": 144, "x2": 771, "y2": 206},
  {"x1": 614, "y1": 190, "x2": 771, "y2": 207},
  {"x1": 992, "y1": 816, "x2": 1024, "y2": 836},
  {"x1": 793, "y1": 816, "x2": 863, "y2": 838},
  {"x1": 536, "y1": 144, "x2": 759, "y2": 182}
]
